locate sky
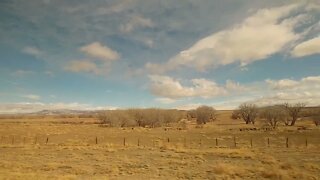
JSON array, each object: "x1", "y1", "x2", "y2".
[{"x1": 0, "y1": 0, "x2": 319, "y2": 113}]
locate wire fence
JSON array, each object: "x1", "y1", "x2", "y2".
[{"x1": 0, "y1": 135, "x2": 319, "y2": 149}]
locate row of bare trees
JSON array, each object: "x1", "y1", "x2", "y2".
[
  {"x1": 98, "y1": 103, "x2": 318, "y2": 128},
  {"x1": 231, "y1": 102, "x2": 320, "y2": 128},
  {"x1": 98, "y1": 109, "x2": 186, "y2": 127},
  {"x1": 98, "y1": 106, "x2": 217, "y2": 127}
]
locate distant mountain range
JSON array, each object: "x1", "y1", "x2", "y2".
[{"x1": 30, "y1": 109, "x2": 93, "y2": 115}]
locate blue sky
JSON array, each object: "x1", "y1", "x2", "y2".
[{"x1": 0, "y1": 0, "x2": 319, "y2": 113}]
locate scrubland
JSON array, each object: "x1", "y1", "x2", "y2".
[{"x1": 0, "y1": 111, "x2": 319, "y2": 179}]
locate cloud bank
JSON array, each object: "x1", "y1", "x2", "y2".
[{"x1": 146, "y1": 4, "x2": 316, "y2": 73}]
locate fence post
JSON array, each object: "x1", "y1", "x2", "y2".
[
  {"x1": 250, "y1": 138, "x2": 253, "y2": 148},
  {"x1": 199, "y1": 138, "x2": 202, "y2": 147},
  {"x1": 267, "y1": 138, "x2": 270, "y2": 147},
  {"x1": 167, "y1": 137, "x2": 170, "y2": 143},
  {"x1": 286, "y1": 137, "x2": 289, "y2": 148},
  {"x1": 46, "y1": 137, "x2": 49, "y2": 145},
  {"x1": 216, "y1": 138, "x2": 218, "y2": 147},
  {"x1": 123, "y1": 137, "x2": 126, "y2": 146},
  {"x1": 34, "y1": 136, "x2": 37, "y2": 145},
  {"x1": 95, "y1": 137, "x2": 98, "y2": 145},
  {"x1": 138, "y1": 138, "x2": 140, "y2": 147},
  {"x1": 234, "y1": 136, "x2": 237, "y2": 148},
  {"x1": 305, "y1": 138, "x2": 308, "y2": 148}
]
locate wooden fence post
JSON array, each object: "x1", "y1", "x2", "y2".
[
  {"x1": 250, "y1": 138, "x2": 253, "y2": 148},
  {"x1": 199, "y1": 138, "x2": 202, "y2": 147},
  {"x1": 267, "y1": 138, "x2": 270, "y2": 147},
  {"x1": 34, "y1": 136, "x2": 37, "y2": 145},
  {"x1": 138, "y1": 138, "x2": 140, "y2": 147},
  {"x1": 305, "y1": 138, "x2": 308, "y2": 148},
  {"x1": 234, "y1": 136, "x2": 236, "y2": 148},
  {"x1": 123, "y1": 137, "x2": 126, "y2": 146},
  {"x1": 46, "y1": 137, "x2": 49, "y2": 144},
  {"x1": 167, "y1": 137, "x2": 170, "y2": 143},
  {"x1": 286, "y1": 137, "x2": 289, "y2": 148},
  {"x1": 95, "y1": 137, "x2": 98, "y2": 145}
]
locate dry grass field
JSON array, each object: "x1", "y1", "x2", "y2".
[{"x1": 0, "y1": 111, "x2": 319, "y2": 179}]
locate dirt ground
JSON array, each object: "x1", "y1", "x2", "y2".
[{"x1": 0, "y1": 113, "x2": 319, "y2": 179}]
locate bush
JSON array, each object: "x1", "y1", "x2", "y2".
[
  {"x1": 260, "y1": 106, "x2": 287, "y2": 129},
  {"x1": 231, "y1": 110, "x2": 240, "y2": 120},
  {"x1": 237, "y1": 103, "x2": 258, "y2": 124},
  {"x1": 310, "y1": 115, "x2": 320, "y2": 126},
  {"x1": 282, "y1": 102, "x2": 306, "y2": 126},
  {"x1": 194, "y1": 106, "x2": 216, "y2": 124}
]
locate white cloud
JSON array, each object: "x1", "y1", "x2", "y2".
[
  {"x1": 21, "y1": 94, "x2": 41, "y2": 100},
  {"x1": 65, "y1": 42, "x2": 119, "y2": 75},
  {"x1": 0, "y1": 102, "x2": 117, "y2": 114},
  {"x1": 12, "y1": 70, "x2": 35, "y2": 77},
  {"x1": 95, "y1": 0, "x2": 134, "y2": 15},
  {"x1": 146, "y1": 4, "x2": 313, "y2": 73},
  {"x1": 291, "y1": 37, "x2": 320, "y2": 57},
  {"x1": 22, "y1": 46, "x2": 43, "y2": 57},
  {"x1": 173, "y1": 75, "x2": 320, "y2": 109},
  {"x1": 155, "y1": 98, "x2": 176, "y2": 104},
  {"x1": 302, "y1": 76, "x2": 320, "y2": 83},
  {"x1": 44, "y1": 71, "x2": 54, "y2": 77},
  {"x1": 247, "y1": 75, "x2": 320, "y2": 106},
  {"x1": 149, "y1": 75, "x2": 227, "y2": 99},
  {"x1": 266, "y1": 76, "x2": 320, "y2": 90},
  {"x1": 80, "y1": 42, "x2": 120, "y2": 61},
  {"x1": 225, "y1": 80, "x2": 248, "y2": 92},
  {"x1": 266, "y1": 79, "x2": 299, "y2": 90},
  {"x1": 175, "y1": 103, "x2": 202, "y2": 110},
  {"x1": 251, "y1": 91, "x2": 320, "y2": 107},
  {"x1": 120, "y1": 15, "x2": 155, "y2": 33},
  {"x1": 64, "y1": 60, "x2": 102, "y2": 74}
]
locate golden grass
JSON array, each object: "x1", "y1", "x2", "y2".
[{"x1": 0, "y1": 116, "x2": 319, "y2": 179}]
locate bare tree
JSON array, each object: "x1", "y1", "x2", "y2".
[
  {"x1": 260, "y1": 106, "x2": 287, "y2": 129},
  {"x1": 231, "y1": 110, "x2": 241, "y2": 120},
  {"x1": 187, "y1": 110, "x2": 197, "y2": 121},
  {"x1": 194, "y1": 105, "x2": 216, "y2": 124},
  {"x1": 99, "y1": 108, "x2": 186, "y2": 128},
  {"x1": 283, "y1": 102, "x2": 306, "y2": 126},
  {"x1": 98, "y1": 110, "x2": 136, "y2": 127},
  {"x1": 311, "y1": 116, "x2": 320, "y2": 126},
  {"x1": 161, "y1": 109, "x2": 182, "y2": 126},
  {"x1": 237, "y1": 103, "x2": 258, "y2": 124},
  {"x1": 128, "y1": 109, "x2": 146, "y2": 127}
]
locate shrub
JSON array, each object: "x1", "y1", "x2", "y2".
[
  {"x1": 194, "y1": 106, "x2": 216, "y2": 124},
  {"x1": 237, "y1": 103, "x2": 258, "y2": 124},
  {"x1": 260, "y1": 106, "x2": 287, "y2": 129},
  {"x1": 282, "y1": 102, "x2": 306, "y2": 126}
]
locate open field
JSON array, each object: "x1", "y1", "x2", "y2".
[{"x1": 0, "y1": 111, "x2": 319, "y2": 179}]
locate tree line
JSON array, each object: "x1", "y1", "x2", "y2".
[
  {"x1": 97, "y1": 103, "x2": 319, "y2": 128},
  {"x1": 98, "y1": 106, "x2": 216, "y2": 127},
  {"x1": 232, "y1": 102, "x2": 320, "y2": 128}
]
